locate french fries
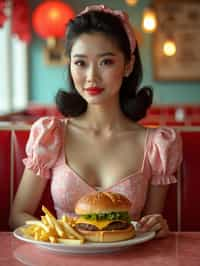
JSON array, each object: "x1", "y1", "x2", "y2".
[{"x1": 21, "y1": 205, "x2": 85, "y2": 245}]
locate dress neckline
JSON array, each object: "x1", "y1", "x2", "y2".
[{"x1": 60, "y1": 118, "x2": 151, "y2": 191}]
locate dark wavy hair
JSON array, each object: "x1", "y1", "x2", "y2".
[{"x1": 55, "y1": 11, "x2": 153, "y2": 121}]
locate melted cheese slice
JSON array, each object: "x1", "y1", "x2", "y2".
[{"x1": 76, "y1": 217, "x2": 125, "y2": 230}]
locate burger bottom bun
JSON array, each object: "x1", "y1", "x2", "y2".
[{"x1": 77, "y1": 224, "x2": 136, "y2": 243}]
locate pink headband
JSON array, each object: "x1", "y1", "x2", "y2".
[{"x1": 78, "y1": 5, "x2": 136, "y2": 54}]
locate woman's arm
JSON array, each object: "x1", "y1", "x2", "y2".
[
  {"x1": 142, "y1": 185, "x2": 169, "y2": 215},
  {"x1": 9, "y1": 168, "x2": 48, "y2": 230},
  {"x1": 138, "y1": 185, "x2": 170, "y2": 238}
]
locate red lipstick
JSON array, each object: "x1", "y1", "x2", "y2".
[{"x1": 85, "y1": 87, "x2": 104, "y2": 95}]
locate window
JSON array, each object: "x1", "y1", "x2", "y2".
[{"x1": 0, "y1": 9, "x2": 28, "y2": 114}]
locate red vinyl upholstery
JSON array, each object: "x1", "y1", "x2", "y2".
[
  {"x1": 165, "y1": 120, "x2": 185, "y2": 126},
  {"x1": 190, "y1": 120, "x2": 200, "y2": 126},
  {"x1": 163, "y1": 183, "x2": 178, "y2": 231},
  {"x1": 180, "y1": 131, "x2": 200, "y2": 231},
  {"x1": 0, "y1": 131, "x2": 11, "y2": 231}
]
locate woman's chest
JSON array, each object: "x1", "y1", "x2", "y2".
[{"x1": 64, "y1": 129, "x2": 147, "y2": 188}]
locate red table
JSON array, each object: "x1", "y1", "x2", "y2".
[{"x1": 0, "y1": 232, "x2": 200, "y2": 266}]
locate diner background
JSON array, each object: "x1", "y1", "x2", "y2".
[
  {"x1": 0, "y1": 0, "x2": 200, "y2": 232},
  {"x1": 27, "y1": 0, "x2": 200, "y2": 106}
]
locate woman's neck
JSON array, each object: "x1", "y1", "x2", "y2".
[{"x1": 80, "y1": 99, "x2": 129, "y2": 134}]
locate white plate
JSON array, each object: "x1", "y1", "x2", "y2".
[{"x1": 13, "y1": 222, "x2": 155, "y2": 254}]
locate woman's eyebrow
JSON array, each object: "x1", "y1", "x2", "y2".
[
  {"x1": 98, "y1": 52, "x2": 116, "y2": 57},
  {"x1": 72, "y1": 54, "x2": 87, "y2": 58},
  {"x1": 72, "y1": 52, "x2": 116, "y2": 58}
]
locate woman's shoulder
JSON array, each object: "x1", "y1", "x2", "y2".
[
  {"x1": 31, "y1": 116, "x2": 70, "y2": 136},
  {"x1": 148, "y1": 126, "x2": 181, "y2": 144},
  {"x1": 28, "y1": 116, "x2": 66, "y2": 149},
  {"x1": 146, "y1": 126, "x2": 182, "y2": 179},
  {"x1": 23, "y1": 116, "x2": 66, "y2": 178}
]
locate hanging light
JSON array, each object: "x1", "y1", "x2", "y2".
[
  {"x1": 142, "y1": 7, "x2": 157, "y2": 33},
  {"x1": 163, "y1": 38, "x2": 176, "y2": 56},
  {"x1": 125, "y1": 0, "x2": 138, "y2": 6},
  {"x1": 32, "y1": 0, "x2": 75, "y2": 44}
]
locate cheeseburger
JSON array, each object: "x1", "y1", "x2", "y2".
[{"x1": 74, "y1": 191, "x2": 136, "y2": 242}]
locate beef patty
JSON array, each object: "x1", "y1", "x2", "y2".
[{"x1": 75, "y1": 221, "x2": 130, "y2": 231}]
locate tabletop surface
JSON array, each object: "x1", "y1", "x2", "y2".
[{"x1": 0, "y1": 232, "x2": 200, "y2": 266}]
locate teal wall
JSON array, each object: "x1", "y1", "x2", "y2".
[{"x1": 29, "y1": 0, "x2": 200, "y2": 105}]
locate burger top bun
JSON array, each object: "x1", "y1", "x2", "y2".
[{"x1": 75, "y1": 191, "x2": 131, "y2": 215}]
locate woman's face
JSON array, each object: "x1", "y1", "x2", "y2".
[{"x1": 70, "y1": 32, "x2": 130, "y2": 105}]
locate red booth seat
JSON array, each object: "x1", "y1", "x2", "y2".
[
  {"x1": 180, "y1": 130, "x2": 200, "y2": 231},
  {"x1": 163, "y1": 182, "x2": 179, "y2": 232},
  {"x1": 0, "y1": 130, "x2": 11, "y2": 231},
  {"x1": 165, "y1": 120, "x2": 185, "y2": 126}
]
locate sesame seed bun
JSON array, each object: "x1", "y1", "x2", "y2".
[{"x1": 75, "y1": 191, "x2": 132, "y2": 215}]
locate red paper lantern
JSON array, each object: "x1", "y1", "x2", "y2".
[
  {"x1": 12, "y1": 0, "x2": 32, "y2": 43},
  {"x1": 32, "y1": 1, "x2": 75, "y2": 39},
  {"x1": 0, "y1": 0, "x2": 7, "y2": 28}
]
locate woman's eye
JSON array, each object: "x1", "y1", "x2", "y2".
[
  {"x1": 101, "y1": 59, "x2": 114, "y2": 66},
  {"x1": 74, "y1": 60, "x2": 86, "y2": 67}
]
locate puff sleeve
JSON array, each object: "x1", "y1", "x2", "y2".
[
  {"x1": 148, "y1": 127, "x2": 182, "y2": 185},
  {"x1": 23, "y1": 117, "x2": 63, "y2": 179}
]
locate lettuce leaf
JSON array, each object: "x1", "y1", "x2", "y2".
[{"x1": 81, "y1": 211, "x2": 131, "y2": 222}]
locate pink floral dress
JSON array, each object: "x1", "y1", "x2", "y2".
[{"x1": 23, "y1": 117, "x2": 182, "y2": 220}]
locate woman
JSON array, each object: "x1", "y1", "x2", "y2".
[{"x1": 9, "y1": 5, "x2": 182, "y2": 238}]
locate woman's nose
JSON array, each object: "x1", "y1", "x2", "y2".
[{"x1": 86, "y1": 65, "x2": 100, "y2": 83}]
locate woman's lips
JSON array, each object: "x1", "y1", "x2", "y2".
[{"x1": 85, "y1": 87, "x2": 104, "y2": 95}]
